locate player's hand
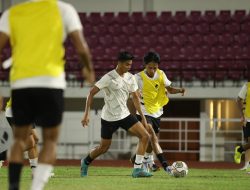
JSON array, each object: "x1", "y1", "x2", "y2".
[
  {"x1": 81, "y1": 114, "x2": 90, "y2": 128},
  {"x1": 82, "y1": 68, "x2": 95, "y2": 85},
  {"x1": 241, "y1": 116, "x2": 246, "y2": 127},
  {"x1": 180, "y1": 88, "x2": 185, "y2": 96}
]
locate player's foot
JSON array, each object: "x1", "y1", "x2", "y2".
[
  {"x1": 132, "y1": 168, "x2": 153, "y2": 178},
  {"x1": 49, "y1": 172, "x2": 55, "y2": 178},
  {"x1": 150, "y1": 164, "x2": 160, "y2": 172},
  {"x1": 239, "y1": 163, "x2": 250, "y2": 170},
  {"x1": 165, "y1": 166, "x2": 173, "y2": 176},
  {"x1": 234, "y1": 146, "x2": 242, "y2": 164},
  {"x1": 80, "y1": 159, "x2": 89, "y2": 177}
]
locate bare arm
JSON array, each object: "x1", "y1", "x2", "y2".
[
  {"x1": 0, "y1": 32, "x2": 9, "y2": 64},
  {"x1": 81, "y1": 86, "x2": 100, "y2": 127},
  {"x1": 166, "y1": 86, "x2": 185, "y2": 96},
  {"x1": 236, "y1": 96, "x2": 245, "y2": 126},
  {"x1": 131, "y1": 90, "x2": 147, "y2": 127},
  {"x1": 69, "y1": 30, "x2": 95, "y2": 84}
]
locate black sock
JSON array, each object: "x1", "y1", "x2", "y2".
[
  {"x1": 8, "y1": 163, "x2": 23, "y2": 190},
  {"x1": 131, "y1": 154, "x2": 136, "y2": 164},
  {"x1": 156, "y1": 153, "x2": 169, "y2": 170},
  {"x1": 84, "y1": 154, "x2": 94, "y2": 165},
  {"x1": 0, "y1": 150, "x2": 7, "y2": 160},
  {"x1": 238, "y1": 145, "x2": 245, "y2": 153}
]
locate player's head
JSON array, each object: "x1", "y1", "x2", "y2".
[
  {"x1": 143, "y1": 51, "x2": 160, "y2": 77},
  {"x1": 117, "y1": 51, "x2": 134, "y2": 73}
]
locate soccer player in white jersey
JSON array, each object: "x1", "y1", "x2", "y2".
[
  {"x1": 81, "y1": 51, "x2": 152, "y2": 178},
  {"x1": 130, "y1": 51, "x2": 185, "y2": 174},
  {"x1": 0, "y1": 1, "x2": 94, "y2": 190}
]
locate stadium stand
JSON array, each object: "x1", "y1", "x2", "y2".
[{"x1": 0, "y1": 10, "x2": 249, "y2": 86}]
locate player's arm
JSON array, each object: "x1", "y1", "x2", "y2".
[
  {"x1": 69, "y1": 31, "x2": 95, "y2": 84},
  {"x1": 131, "y1": 91, "x2": 147, "y2": 128},
  {"x1": 0, "y1": 32, "x2": 9, "y2": 64},
  {"x1": 81, "y1": 86, "x2": 100, "y2": 128},
  {"x1": 166, "y1": 86, "x2": 185, "y2": 96},
  {"x1": 236, "y1": 96, "x2": 245, "y2": 126}
]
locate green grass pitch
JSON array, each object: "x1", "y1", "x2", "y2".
[{"x1": 0, "y1": 166, "x2": 249, "y2": 190}]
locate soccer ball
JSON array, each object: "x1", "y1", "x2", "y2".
[{"x1": 171, "y1": 161, "x2": 188, "y2": 178}]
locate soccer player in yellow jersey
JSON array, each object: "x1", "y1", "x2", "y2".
[
  {"x1": 0, "y1": 1, "x2": 94, "y2": 190},
  {"x1": 234, "y1": 81, "x2": 250, "y2": 172},
  {"x1": 131, "y1": 51, "x2": 185, "y2": 174}
]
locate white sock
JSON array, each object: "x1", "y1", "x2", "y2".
[
  {"x1": 134, "y1": 155, "x2": 144, "y2": 169},
  {"x1": 0, "y1": 161, "x2": 3, "y2": 168},
  {"x1": 29, "y1": 158, "x2": 38, "y2": 168},
  {"x1": 30, "y1": 163, "x2": 53, "y2": 190}
]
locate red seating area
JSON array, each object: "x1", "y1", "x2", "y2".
[{"x1": 1, "y1": 10, "x2": 249, "y2": 85}]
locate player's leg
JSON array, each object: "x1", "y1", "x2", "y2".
[
  {"x1": 27, "y1": 129, "x2": 39, "y2": 176},
  {"x1": 126, "y1": 115, "x2": 152, "y2": 177},
  {"x1": 30, "y1": 88, "x2": 63, "y2": 190},
  {"x1": 81, "y1": 138, "x2": 112, "y2": 177},
  {"x1": 235, "y1": 122, "x2": 250, "y2": 164},
  {"x1": 81, "y1": 118, "x2": 114, "y2": 177},
  {"x1": 9, "y1": 125, "x2": 33, "y2": 190}
]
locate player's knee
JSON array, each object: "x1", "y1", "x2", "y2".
[{"x1": 141, "y1": 131, "x2": 150, "y2": 143}]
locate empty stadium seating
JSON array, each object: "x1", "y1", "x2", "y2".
[{"x1": 1, "y1": 10, "x2": 249, "y2": 86}]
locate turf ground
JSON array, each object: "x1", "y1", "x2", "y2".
[{"x1": 0, "y1": 166, "x2": 249, "y2": 190}]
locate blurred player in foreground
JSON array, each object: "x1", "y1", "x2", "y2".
[{"x1": 0, "y1": 0, "x2": 94, "y2": 189}]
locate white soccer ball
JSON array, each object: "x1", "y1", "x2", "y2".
[{"x1": 171, "y1": 161, "x2": 188, "y2": 178}]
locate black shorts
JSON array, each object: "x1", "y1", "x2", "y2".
[
  {"x1": 136, "y1": 114, "x2": 161, "y2": 134},
  {"x1": 243, "y1": 122, "x2": 250, "y2": 139},
  {"x1": 6, "y1": 117, "x2": 35, "y2": 129},
  {"x1": 101, "y1": 114, "x2": 138, "y2": 139},
  {"x1": 12, "y1": 88, "x2": 64, "y2": 127}
]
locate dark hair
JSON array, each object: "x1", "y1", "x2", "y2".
[
  {"x1": 117, "y1": 51, "x2": 134, "y2": 62},
  {"x1": 143, "y1": 51, "x2": 160, "y2": 65}
]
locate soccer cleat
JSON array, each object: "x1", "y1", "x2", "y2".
[
  {"x1": 165, "y1": 166, "x2": 173, "y2": 176},
  {"x1": 150, "y1": 164, "x2": 160, "y2": 172},
  {"x1": 132, "y1": 168, "x2": 153, "y2": 178},
  {"x1": 234, "y1": 146, "x2": 242, "y2": 164},
  {"x1": 80, "y1": 159, "x2": 89, "y2": 177},
  {"x1": 239, "y1": 163, "x2": 250, "y2": 171}
]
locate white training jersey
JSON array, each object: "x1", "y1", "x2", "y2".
[
  {"x1": 5, "y1": 107, "x2": 12, "y2": 118},
  {"x1": 95, "y1": 69, "x2": 138, "y2": 121},
  {"x1": 0, "y1": 0, "x2": 82, "y2": 89},
  {"x1": 238, "y1": 82, "x2": 250, "y2": 122},
  {"x1": 135, "y1": 70, "x2": 172, "y2": 118}
]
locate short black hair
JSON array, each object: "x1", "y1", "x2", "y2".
[
  {"x1": 117, "y1": 51, "x2": 134, "y2": 62},
  {"x1": 143, "y1": 51, "x2": 160, "y2": 64}
]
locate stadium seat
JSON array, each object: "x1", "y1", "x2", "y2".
[
  {"x1": 166, "y1": 23, "x2": 180, "y2": 34},
  {"x1": 210, "y1": 22, "x2": 225, "y2": 34},
  {"x1": 88, "y1": 12, "x2": 102, "y2": 24},
  {"x1": 113, "y1": 35, "x2": 128, "y2": 46},
  {"x1": 158, "y1": 35, "x2": 173, "y2": 47},
  {"x1": 108, "y1": 24, "x2": 122, "y2": 35},
  {"x1": 79, "y1": 13, "x2": 88, "y2": 24},
  {"x1": 225, "y1": 22, "x2": 240, "y2": 34},
  {"x1": 234, "y1": 33, "x2": 249, "y2": 46},
  {"x1": 85, "y1": 35, "x2": 99, "y2": 48},
  {"x1": 203, "y1": 10, "x2": 217, "y2": 23},
  {"x1": 217, "y1": 10, "x2": 232, "y2": 23},
  {"x1": 158, "y1": 11, "x2": 173, "y2": 24},
  {"x1": 151, "y1": 23, "x2": 166, "y2": 35},
  {"x1": 218, "y1": 33, "x2": 234, "y2": 46},
  {"x1": 232, "y1": 10, "x2": 246, "y2": 23},
  {"x1": 143, "y1": 35, "x2": 158, "y2": 47},
  {"x1": 187, "y1": 11, "x2": 202, "y2": 23},
  {"x1": 93, "y1": 24, "x2": 108, "y2": 35},
  {"x1": 136, "y1": 24, "x2": 151, "y2": 35},
  {"x1": 83, "y1": 24, "x2": 94, "y2": 36},
  {"x1": 128, "y1": 35, "x2": 145, "y2": 47},
  {"x1": 180, "y1": 23, "x2": 195, "y2": 34},
  {"x1": 145, "y1": 12, "x2": 158, "y2": 24},
  {"x1": 115, "y1": 12, "x2": 130, "y2": 25},
  {"x1": 203, "y1": 34, "x2": 218, "y2": 46},
  {"x1": 173, "y1": 34, "x2": 188, "y2": 46},
  {"x1": 99, "y1": 35, "x2": 113, "y2": 47},
  {"x1": 130, "y1": 12, "x2": 144, "y2": 24},
  {"x1": 173, "y1": 11, "x2": 187, "y2": 24},
  {"x1": 188, "y1": 34, "x2": 203, "y2": 46},
  {"x1": 102, "y1": 12, "x2": 115, "y2": 24},
  {"x1": 241, "y1": 21, "x2": 250, "y2": 33},
  {"x1": 195, "y1": 23, "x2": 210, "y2": 34},
  {"x1": 122, "y1": 24, "x2": 136, "y2": 35}
]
